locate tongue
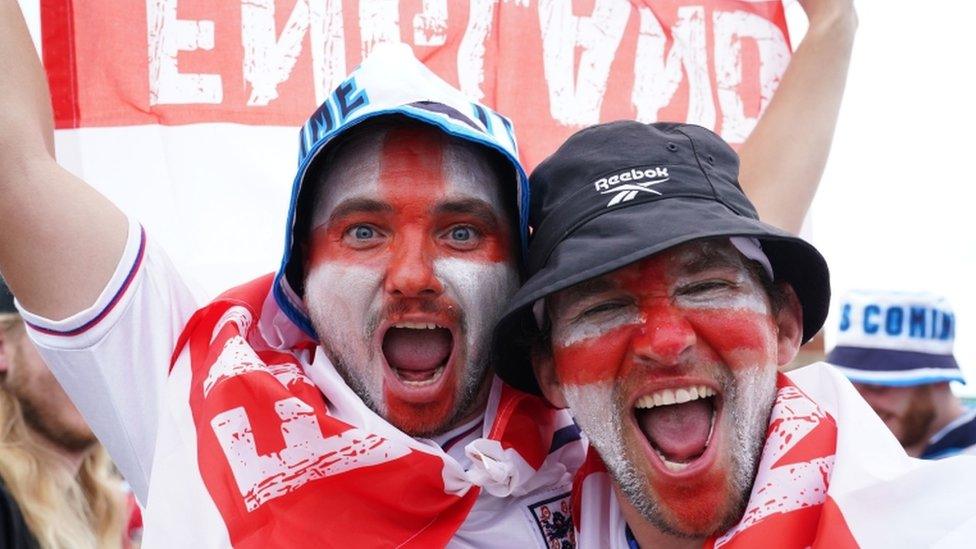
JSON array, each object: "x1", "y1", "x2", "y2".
[
  {"x1": 383, "y1": 328, "x2": 452, "y2": 374},
  {"x1": 637, "y1": 399, "x2": 713, "y2": 462}
]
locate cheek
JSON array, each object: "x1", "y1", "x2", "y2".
[
  {"x1": 686, "y1": 309, "x2": 778, "y2": 369},
  {"x1": 434, "y1": 258, "x2": 518, "y2": 359},
  {"x1": 470, "y1": 227, "x2": 514, "y2": 264},
  {"x1": 552, "y1": 325, "x2": 638, "y2": 386},
  {"x1": 434, "y1": 258, "x2": 518, "y2": 317},
  {"x1": 305, "y1": 263, "x2": 383, "y2": 329}
]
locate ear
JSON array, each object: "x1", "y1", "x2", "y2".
[
  {"x1": 774, "y1": 283, "x2": 803, "y2": 368},
  {"x1": 531, "y1": 343, "x2": 568, "y2": 409}
]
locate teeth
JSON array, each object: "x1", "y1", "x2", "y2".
[
  {"x1": 662, "y1": 457, "x2": 690, "y2": 472},
  {"x1": 392, "y1": 322, "x2": 441, "y2": 330},
  {"x1": 396, "y1": 365, "x2": 445, "y2": 387},
  {"x1": 634, "y1": 385, "x2": 717, "y2": 410}
]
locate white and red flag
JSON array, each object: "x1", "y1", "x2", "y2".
[
  {"x1": 572, "y1": 363, "x2": 976, "y2": 548},
  {"x1": 37, "y1": 0, "x2": 793, "y2": 294}
]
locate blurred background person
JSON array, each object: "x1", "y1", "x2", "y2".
[
  {"x1": 0, "y1": 278, "x2": 128, "y2": 548},
  {"x1": 827, "y1": 290, "x2": 975, "y2": 459}
]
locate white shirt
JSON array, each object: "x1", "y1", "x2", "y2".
[{"x1": 21, "y1": 219, "x2": 583, "y2": 548}]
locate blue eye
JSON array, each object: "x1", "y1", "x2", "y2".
[
  {"x1": 352, "y1": 225, "x2": 375, "y2": 239},
  {"x1": 450, "y1": 226, "x2": 473, "y2": 241}
]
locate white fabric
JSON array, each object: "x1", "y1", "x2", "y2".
[
  {"x1": 17, "y1": 217, "x2": 198, "y2": 501},
  {"x1": 21, "y1": 224, "x2": 583, "y2": 548}
]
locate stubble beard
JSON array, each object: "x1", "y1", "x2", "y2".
[
  {"x1": 896, "y1": 386, "x2": 936, "y2": 448},
  {"x1": 306, "y1": 284, "x2": 493, "y2": 438},
  {"x1": 566, "y1": 365, "x2": 777, "y2": 538}
]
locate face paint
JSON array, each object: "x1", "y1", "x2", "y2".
[
  {"x1": 305, "y1": 124, "x2": 517, "y2": 436},
  {"x1": 547, "y1": 240, "x2": 780, "y2": 537}
]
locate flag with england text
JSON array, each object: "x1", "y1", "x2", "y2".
[
  {"x1": 571, "y1": 363, "x2": 976, "y2": 548},
  {"x1": 39, "y1": 0, "x2": 791, "y2": 295}
]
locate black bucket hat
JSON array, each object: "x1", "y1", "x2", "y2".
[{"x1": 494, "y1": 121, "x2": 831, "y2": 394}]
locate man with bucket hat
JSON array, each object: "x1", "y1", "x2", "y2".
[
  {"x1": 829, "y1": 290, "x2": 976, "y2": 459},
  {"x1": 496, "y1": 121, "x2": 976, "y2": 548}
]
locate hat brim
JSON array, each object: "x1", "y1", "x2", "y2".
[
  {"x1": 827, "y1": 346, "x2": 965, "y2": 386},
  {"x1": 494, "y1": 195, "x2": 830, "y2": 394}
]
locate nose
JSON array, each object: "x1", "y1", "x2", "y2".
[
  {"x1": 630, "y1": 302, "x2": 696, "y2": 367},
  {"x1": 384, "y1": 231, "x2": 443, "y2": 298}
]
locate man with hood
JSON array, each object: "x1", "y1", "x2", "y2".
[
  {"x1": 495, "y1": 120, "x2": 976, "y2": 548},
  {"x1": 0, "y1": 0, "x2": 855, "y2": 545}
]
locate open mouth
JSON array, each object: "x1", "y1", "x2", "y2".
[
  {"x1": 634, "y1": 385, "x2": 718, "y2": 473},
  {"x1": 381, "y1": 322, "x2": 455, "y2": 388}
]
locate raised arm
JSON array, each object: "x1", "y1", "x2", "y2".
[
  {"x1": 0, "y1": 0, "x2": 127, "y2": 318},
  {"x1": 738, "y1": 0, "x2": 857, "y2": 234}
]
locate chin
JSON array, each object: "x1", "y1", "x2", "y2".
[{"x1": 615, "y1": 436, "x2": 743, "y2": 538}]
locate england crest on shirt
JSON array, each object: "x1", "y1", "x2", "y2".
[{"x1": 527, "y1": 492, "x2": 575, "y2": 549}]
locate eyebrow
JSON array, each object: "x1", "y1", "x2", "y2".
[
  {"x1": 327, "y1": 198, "x2": 394, "y2": 223},
  {"x1": 433, "y1": 198, "x2": 502, "y2": 231},
  {"x1": 680, "y1": 247, "x2": 744, "y2": 275},
  {"x1": 556, "y1": 278, "x2": 619, "y2": 306}
]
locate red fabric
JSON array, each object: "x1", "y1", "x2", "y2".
[
  {"x1": 124, "y1": 491, "x2": 142, "y2": 548},
  {"x1": 175, "y1": 275, "x2": 476, "y2": 547},
  {"x1": 171, "y1": 274, "x2": 565, "y2": 547}
]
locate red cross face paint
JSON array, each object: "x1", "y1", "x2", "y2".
[
  {"x1": 304, "y1": 123, "x2": 519, "y2": 436},
  {"x1": 545, "y1": 240, "x2": 781, "y2": 537}
]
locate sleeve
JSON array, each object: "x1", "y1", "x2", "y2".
[{"x1": 16, "y1": 216, "x2": 199, "y2": 503}]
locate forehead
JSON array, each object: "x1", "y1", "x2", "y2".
[
  {"x1": 312, "y1": 124, "x2": 507, "y2": 221},
  {"x1": 552, "y1": 240, "x2": 749, "y2": 304}
]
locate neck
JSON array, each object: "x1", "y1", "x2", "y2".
[
  {"x1": 614, "y1": 484, "x2": 704, "y2": 549},
  {"x1": 31, "y1": 427, "x2": 90, "y2": 475},
  {"x1": 441, "y1": 373, "x2": 493, "y2": 433},
  {"x1": 904, "y1": 383, "x2": 968, "y2": 457}
]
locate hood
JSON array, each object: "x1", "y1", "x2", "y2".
[{"x1": 273, "y1": 43, "x2": 529, "y2": 339}]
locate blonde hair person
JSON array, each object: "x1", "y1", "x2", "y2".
[{"x1": 0, "y1": 306, "x2": 126, "y2": 549}]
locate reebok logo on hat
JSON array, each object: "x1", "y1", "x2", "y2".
[{"x1": 593, "y1": 166, "x2": 669, "y2": 207}]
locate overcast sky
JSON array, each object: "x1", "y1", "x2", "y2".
[{"x1": 783, "y1": 1, "x2": 976, "y2": 395}]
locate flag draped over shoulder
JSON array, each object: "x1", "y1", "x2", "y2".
[
  {"x1": 572, "y1": 363, "x2": 976, "y2": 548},
  {"x1": 38, "y1": 0, "x2": 791, "y2": 294},
  {"x1": 172, "y1": 274, "x2": 577, "y2": 547}
]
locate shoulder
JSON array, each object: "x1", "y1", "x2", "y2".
[{"x1": 923, "y1": 407, "x2": 976, "y2": 459}]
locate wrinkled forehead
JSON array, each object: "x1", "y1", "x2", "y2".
[
  {"x1": 311, "y1": 124, "x2": 508, "y2": 225},
  {"x1": 551, "y1": 239, "x2": 750, "y2": 306}
]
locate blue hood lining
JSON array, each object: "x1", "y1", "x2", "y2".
[{"x1": 273, "y1": 107, "x2": 531, "y2": 340}]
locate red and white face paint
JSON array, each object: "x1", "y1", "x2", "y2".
[
  {"x1": 304, "y1": 124, "x2": 518, "y2": 436},
  {"x1": 545, "y1": 240, "x2": 781, "y2": 537}
]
